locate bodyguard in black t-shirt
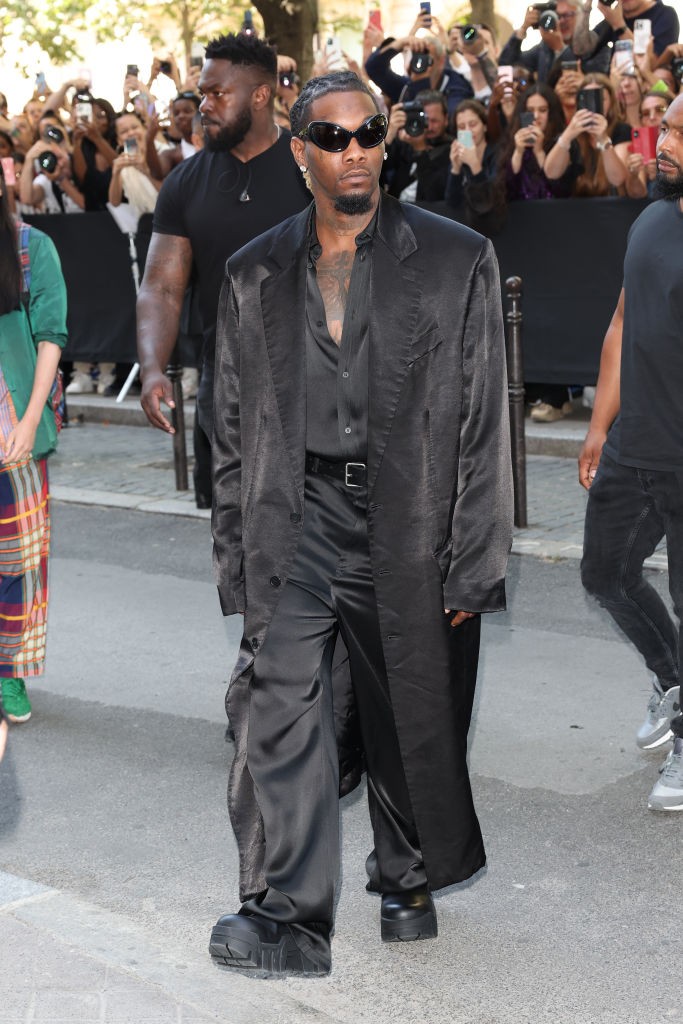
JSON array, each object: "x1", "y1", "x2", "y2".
[
  {"x1": 136, "y1": 33, "x2": 309, "y2": 469},
  {"x1": 580, "y1": 94, "x2": 683, "y2": 813}
]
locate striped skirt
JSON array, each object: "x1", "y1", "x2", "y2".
[{"x1": 0, "y1": 456, "x2": 50, "y2": 678}]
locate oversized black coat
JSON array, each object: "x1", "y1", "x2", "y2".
[{"x1": 212, "y1": 193, "x2": 513, "y2": 900}]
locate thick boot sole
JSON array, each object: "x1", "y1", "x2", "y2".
[
  {"x1": 381, "y1": 910, "x2": 438, "y2": 943},
  {"x1": 209, "y1": 924, "x2": 329, "y2": 976}
]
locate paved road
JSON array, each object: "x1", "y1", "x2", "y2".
[{"x1": 0, "y1": 423, "x2": 678, "y2": 1023}]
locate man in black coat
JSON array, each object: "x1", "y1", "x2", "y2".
[{"x1": 210, "y1": 70, "x2": 513, "y2": 977}]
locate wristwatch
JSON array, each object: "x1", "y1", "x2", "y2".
[
  {"x1": 596, "y1": 139, "x2": 613, "y2": 151},
  {"x1": 613, "y1": 25, "x2": 626, "y2": 37}
]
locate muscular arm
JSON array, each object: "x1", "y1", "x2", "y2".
[
  {"x1": 578, "y1": 287, "x2": 623, "y2": 489},
  {"x1": 136, "y1": 232, "x2": 193, "y2": 432}
]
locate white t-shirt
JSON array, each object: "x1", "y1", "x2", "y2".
[{"x1": 33, "y1": 173, "x2": 83, "y2": 215}]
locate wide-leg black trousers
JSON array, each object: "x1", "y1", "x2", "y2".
[{"x1": 242, "y1": 472, "x2": 426, "y2": 941}]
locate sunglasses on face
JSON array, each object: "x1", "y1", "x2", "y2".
[{"x1": 299, "y1": 113, "x2": 388, "y2": 152}]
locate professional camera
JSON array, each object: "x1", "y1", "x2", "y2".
[
  {"x1": 532, "y1": 1, "x2": 557, "y2": 11},
  {"x1": 279, "y1": 71, "x2": 300, "y2": 88},
  {"x1": 672, "y1": 57, "x2": 683, "y2": 82},
  {"x1": 43, "y1": 124, "x2": 64, "y2": 144},
  {"x1": 409, "y1": 51, "x2": 433, "y2": 75},
  {"x1": 461, "y1": 25, "x2": 479, "y2": 45},
  {"x1": 539, "y1": 9, "x2": 560, "y2": 30},
  {"x1": 36, "y1": 150, "x2": 58, "y2": 174},
  {"x1": 402, "y1": 100, "x2": 427, "y2": 137}
]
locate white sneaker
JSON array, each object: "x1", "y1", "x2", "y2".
[
  {"x1": 96, "y1": 371, "x2": 116, "y2": 396},
  {"x1": 181, "y1": 367, "x2": 198, "y2": 400},
  {"x1": 65, "y1": 371, "x2": 96, "y2": 395},
  {"x1": 648, "y1": 737, "x2": 683, "y2": 810},
  {"x1": 636, "y1": 679, "x2": 680, "y2": 749}
]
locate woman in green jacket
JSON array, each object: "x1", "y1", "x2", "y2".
[{"x1": 0, "y1": 161, "x2": 67, "y2": 726}]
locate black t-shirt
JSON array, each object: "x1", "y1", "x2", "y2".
[
  {"x1": 605, "y1": 200, "x2": 683, "y2": 470},
  {"x1": 153, "y1": 131, "x2": 310, "y2": 353},
  {"x1": 592, "y1": 2, "x2": 679, "y2": 57}
]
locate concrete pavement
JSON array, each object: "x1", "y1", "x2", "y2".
[{"x1": 0, "y1": 408, "x2": 676, "y2": 1023}]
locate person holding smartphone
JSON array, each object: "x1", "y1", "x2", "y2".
[
  {"x1": 498, "y1": 0, "x2": 610, "y2": 83},
  {"x1": 572, "y1": 0, "x2": 679, "y2": 62},
  {"x1": 108, "y1": 112, "x2": 161, "y2": 211},
  {"x1": 446, "y1": 99, "x2": 505, "y2": 233},
  {"x1": 500, "y1": 84, "x2": 575, "y2": 199}
]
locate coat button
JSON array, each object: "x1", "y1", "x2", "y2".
[
  {"x1": 290, "y1": 512, "x2": 301, "y2": 524},
  {"x1": 270, "y1": 576, "x2": 281, "y2": 587},
  {"x1": 251, "y1": 637, "x2": 260, "y2": 650}
]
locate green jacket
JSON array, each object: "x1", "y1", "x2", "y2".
[{"x1": 0, "y1": 227, "x2": 67, "y2": 459}]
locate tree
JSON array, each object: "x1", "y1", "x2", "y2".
[
  {"x1": 0, "y1": 0, "x2": 91, "y2": 68},
  {"x1": 253, "y1": 0, "x2": 318, "y2": 83}
]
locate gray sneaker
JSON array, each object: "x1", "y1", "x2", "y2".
[
  {"x1": 636, "y1": 681, "x2": 680, "y2": 749},
  {"x1": 648, "y1": 737, "x2": 683, "y2": 811}
]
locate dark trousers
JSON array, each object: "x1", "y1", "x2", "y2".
[
  {"x1": 242, "y1": 472, "x2": 426, "y2": 946},
  {"x1": 582, "y1": 453, "x2": 683, "y2": 736}
]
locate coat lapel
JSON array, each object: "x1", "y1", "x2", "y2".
[
  {"x1": 368, "y1": 196, "x2": 422, "y2": 494},
  {"x1": 260, "y1": 207, "x2": 311, "y2": 501}
]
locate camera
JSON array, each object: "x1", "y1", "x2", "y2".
[
  {"x1": 402, "y1": 100, "x2": 427, "y2": 137},
  {"x1": 532, "y1": 1, "x2": 557, "y2": 10},
  {"x1": 36, "y1": 150, "x2": 58, "y2": 174},
  {"x1": 409, "y1": 51, "x2": 433, "y2": 75},
  {"x1": 539, "y1": 10, "x2": 559, "y2": 30},
  {"x1": 279, "y1": 71, "x2": 300, "y2": 89},
  {"x1": 672, "y1": 57, "x2": 683, "y2": 82},
  {"x1": 461, "y1": 25, "x2": 479, "y2": 44},
  {"x1": 44, "y1": 124, "x2": 64, "y2": 144}
]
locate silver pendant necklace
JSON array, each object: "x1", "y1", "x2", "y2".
[{"x1": 239, "y1": 123, "x2": 281, "y2": 202}]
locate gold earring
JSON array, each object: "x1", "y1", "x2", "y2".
[{"x1": 300, "y1": 165, "x2": 312, "y2": 192}]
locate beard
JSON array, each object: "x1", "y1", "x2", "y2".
[
  {"x1": 204, "y1": 108, "x2": 252, "y2": 152},
  {"x1": 333, "y1": 190, "x2": 374, "y2": 215},
  {"x1": 653, "y1": 162, "x2": 683, "y2": 201}
]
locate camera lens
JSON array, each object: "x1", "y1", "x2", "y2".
[
  {"x1": 38, "y1": 151, "x2": 58, "y2": 173},
  {"x1": 539, "y1": 10, "x2": 559, "y2": 29}
]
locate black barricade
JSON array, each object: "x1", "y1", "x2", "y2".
[{"x1": 28, "y1": 200, "x2": 649, "y2": 382}]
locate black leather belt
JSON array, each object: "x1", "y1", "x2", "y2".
[{"x1": 305, "y1": 454, "x2": 367, "y2": 488}]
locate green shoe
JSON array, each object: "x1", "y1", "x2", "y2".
[{"x1": 1, "y1": 678, "x2": 31, "y2": 723}]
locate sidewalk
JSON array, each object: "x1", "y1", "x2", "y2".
[{"x1": 52, "y1": 398, "x2": 667, "y2": 570}]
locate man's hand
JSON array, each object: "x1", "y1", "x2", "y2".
[
  {"x1": 540, "y1": 24, "x2": 565, "y2": 52},
  {"x1": 578, "y1": 427, "x2": 607, "y2": 489},
  {"x1": 516, "y1": 6, "x2": 540, "y2": 39},
  {"x1": 445, "y1": 610, "x2": 478, "y2": 627},
  {"x1": 386, "y1": 103, "x2": 406, "y2": 144},
  {"x1": 597, "y1": 0, "x2": 626, "y2": 30},
  {"x1": 140, "y1": 369, "x2": 176, "y2": 433}
]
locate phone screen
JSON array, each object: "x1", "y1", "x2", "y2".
[
  {"x1": 633, "y1": 18, "x2": 652, "y2": 55},
  {"x1": 0, "y1": 157, "x2": 16, "y2": 186},
  {"x1": 124, "y1": 137, "x2": 138, "y2": 156},
  {"x1": 457, "y1": 129, "x2": 474, "y2": 148}
]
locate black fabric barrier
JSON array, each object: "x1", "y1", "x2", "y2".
[
  {"x1": 28, "y1": 201, "x2": 649, "y2": 382},
  {"x1": 25, "y1": 211, "x2": 153, "y2": 363},
  {"x1": 421, "y1": 197, "x2": 649, "y2": 384}
]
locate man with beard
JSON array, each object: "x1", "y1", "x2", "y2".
[
  {"x1": 209, "y1": 71, "x2": 512, "y2": 976},
  {"x1": 580, "y1": 94, "x2": 683, "y2": 811},
  {"x1": 136, "y1": 33, "x2": 309, "y2": 501}
]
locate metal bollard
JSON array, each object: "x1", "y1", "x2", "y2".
[
  {"x1": 505, "y1": 276, "x2": 527, "y2": 529},
  {"x1": 166, "y1": 360, "x2": 189, "y2": 492}
]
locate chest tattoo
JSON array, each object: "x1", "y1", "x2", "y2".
[{"x1": 316, "y1": 249, "x2": 354, "y2": 346}]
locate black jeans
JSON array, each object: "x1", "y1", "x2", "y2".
[{"x1": 582, "y1": 453, "x2": 683, "y2": 737}]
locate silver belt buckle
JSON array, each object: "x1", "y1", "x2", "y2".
[{"x1": 345, "y1": 462, "x2": 365, "y2": 488}]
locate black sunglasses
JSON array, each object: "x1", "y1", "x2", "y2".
[{"x1": 299, "y1": 113, "x2": 388, "y2": 152}]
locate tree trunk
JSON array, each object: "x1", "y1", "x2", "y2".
[{"x1": 253, "y1": 0, "x2": 318, "y2": 84}]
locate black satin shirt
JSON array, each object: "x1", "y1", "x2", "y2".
[{"x1": 305, "y1": 211, "x2": 377, "y2": 462}]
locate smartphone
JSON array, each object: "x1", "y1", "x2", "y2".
[
  {"x1": 369, "y1": 7, "x2": 383, "y2": 32},
  {"x1": 242, "y1": 9, "x2": 255, "y2": 34},
  {"x1": 520, "y1": 111, "x2": 535, "y2": 128},
  {"x1": 420, "y1": 1, "x2": 431, "y2": 27},
  {"x1": 325, "y1": 36, "x2": 345, "y2": 70},
  {"x1": 159, "y1": 59, "x2": 173, "y2": 75},
  {"x1": 0, "y1": 157, "x2": 16, "y2": 186},
  {"x1": 35, "y1": 71, "x2": 47, "y2": 94},
  {"x1": 123, "y1": 137, "x2": 138, "y2": 156},
  {"x1": 457, "y1": 129, "x2": 474, "y2": 147},
  {"x1": 75, "y1": 101, "x2": 91, "y2": 121},
  {"x1": 498, "y1": 65, "x2": 514, "y2": 84},
  {"x1": 561, "y1": 59, "x2": 579, "y2": 72},
  {"x1": 631, "y1": 125, "x2": 658, "y2": 161},
  {"x1": 126, "y1": 64, "x2": 139, "y2": 78},
  {"x1": 633, "y1": 18, "x2": 652, "y2": 55},
  {"x1": 577, "y1": 87, "x2": 603, "y2": 115},
  {"x1": 613, "y1": 39, "x2": 634, "y2": 73}
]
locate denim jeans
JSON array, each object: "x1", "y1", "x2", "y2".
[{"x1": 581, "y1": 453, "x2": 683, "y2": 738}]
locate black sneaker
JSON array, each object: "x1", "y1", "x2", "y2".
[{"x1": 209, "y1": 911, "x2": 331, "y2": 976}]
